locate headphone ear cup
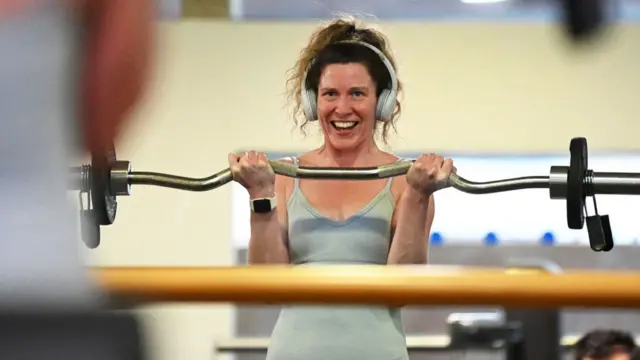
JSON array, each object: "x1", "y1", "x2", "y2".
[
  {"x1": 302, "y1": 89, "x2": 318, "y2": 121},
  {"x1": 376, "y1": 89, "x2": 392, "y2": 121}
]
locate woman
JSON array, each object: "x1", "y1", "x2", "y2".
[
  {"x1": 229, "y1": 18, "x2": 455, "y2": 360},
  {"x1": 0, "y1": 0, "x2": 154, "y2": 307}
]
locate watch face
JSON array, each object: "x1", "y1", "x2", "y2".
[{"x1": 253, "y1": 199, "x2": 272, "y2": 213}]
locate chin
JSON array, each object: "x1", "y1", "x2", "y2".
[{"x1": 326, "y1": 135, "x2": 365, "y2": 151}]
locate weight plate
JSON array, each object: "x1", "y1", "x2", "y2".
[
  {"x1": 566, "y1": 137, "x2": 588, "y2": 229},
  {"x1": 91, "y1": 143, "x2": 117, "y2": 225}
]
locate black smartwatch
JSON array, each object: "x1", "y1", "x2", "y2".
[{"x1": 250, "y1": 196, "x2": 277, "y2": 213}]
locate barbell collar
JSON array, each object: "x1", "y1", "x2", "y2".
[{"x1": 110, "y1": 161, "x2": 132, "y2": 196}]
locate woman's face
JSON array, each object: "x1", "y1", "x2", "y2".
[{"x1": 316, "y1": 62, "x2": 377, "y2": 151}]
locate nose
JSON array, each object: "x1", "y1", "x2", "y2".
[{"x1": 333, "y1": 96, "x2": 353, "y2": 117}]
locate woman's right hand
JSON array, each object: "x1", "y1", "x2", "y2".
[{"x1": 227, "y1": 151, "x2": 276, "y2": 198}]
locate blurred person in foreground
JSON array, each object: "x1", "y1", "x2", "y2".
[{"x1": 0, "y1": 0, "x2": 155, "y2": 309}]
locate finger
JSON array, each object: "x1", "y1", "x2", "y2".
[
  {"x1": 248, "y1": 150, "x2": 261, "y2": 164},
  {"x1": 434, "y1": 155, "x2": 445, "y2": 168},
  {"x1": 442, "y1": 158, "x2": 454, "y2": 173},
  {"x1": 257, "y1": 152, "x2": 268, "y2": 162},
  {"x1": 227, "y1": 153, "x2": 240, "y2": 166},
  {"x1": 239, "y1": 154, "x2": 250, "y2": 167},
  {"x1": 452, "y1": 165, "x2": 458, "y2": 174},
  {"x1": 416, "y1": 153, "x2": 432, "y2": 165},
  {"x1": 413, "y1": 155, "x2": 426, "y2": 169}
]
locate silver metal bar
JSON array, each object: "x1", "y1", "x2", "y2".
[
  {"x1": 449, "y1": 174, "x2": 549, "y2": 194},
  {"x1": 68, "y1": 165, "x2": 91, "y2": 192},
  {"x1": 127, "y1": 168, "x2": 233, "y2": 192},
  {"x1": 125, "y1": 160, "x2": 552, "y2": 194},
  {"x1": 73, "y1": 159, "x2": 640, "y2": 198},
  {"x1": 591, "y1": 172, "x2": 640, "y2": 195},
  {"x1": 68, "y1": 166, "x2": 83, "y2": 190}
]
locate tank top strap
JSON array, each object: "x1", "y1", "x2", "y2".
[{"x1": 289, "y1": 156, "x2": 300, "y2": 189}]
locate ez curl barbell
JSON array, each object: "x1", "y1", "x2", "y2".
[{"x1": 71, "y1": 137, "x2": 640, "y2": 252}]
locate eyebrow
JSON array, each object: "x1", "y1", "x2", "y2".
[{"x1": 319, "y1": 86, "x2": 370, "y2": 92}]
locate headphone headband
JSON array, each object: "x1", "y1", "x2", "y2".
[{"x1": 333, "y1": 40, "x2": 398, "y2": 97}]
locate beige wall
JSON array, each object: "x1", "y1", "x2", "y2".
[{"x1": 83, "y1": 20, "x2": 640, "y2": 360}]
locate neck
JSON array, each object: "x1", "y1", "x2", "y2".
[{"x1": 318, "y1": 139, "x2": 379, "y2": 167}]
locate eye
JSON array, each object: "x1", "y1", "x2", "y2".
[
  {"x1": 321, "y1": 90, "x2": 338, "y2": 97},
  {"x1": 351, "y1": 90, "x2": 365, "y2": 97}
]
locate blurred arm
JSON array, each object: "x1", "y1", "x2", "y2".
[{"x1": 80, "y1": 0, "x2": 156, "y2": 158}]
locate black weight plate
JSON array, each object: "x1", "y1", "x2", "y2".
[
  {"x1": 567, "y1": 137, "x2": 588, "y2": 229},
  {"x1": 91, "y1": 143, "x2": 117, "y2": 225}
]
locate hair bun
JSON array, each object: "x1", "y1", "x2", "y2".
[{"x1": 345, "y1": 24, "x2": 357, "y2": 38}]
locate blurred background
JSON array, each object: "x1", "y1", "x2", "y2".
[{"x1": 86, "y1": 0, "x2": 640, "y2": 359}]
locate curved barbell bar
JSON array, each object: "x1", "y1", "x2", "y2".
[
  {"x1": 123, "y1": 160, "x2": 552, "y2": 195},
  {"x1": 70, "y1": 153, "x2": 640, "y2": 198},
  {"x1": 94, "y1": 265, "x2": 640, "y2": 308},
  {"x1": 71, "y1": 137, "x2": 640, "y2": 251},
  {"x1": 120, "y1": 160, "x2": 640, "y2": 196}
]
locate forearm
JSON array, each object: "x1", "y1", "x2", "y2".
[
  {"x1": 248, "y1": 212, "x2": 290, "y2": 264},
  {"x1": 387, "y1": 188, "x2": 432, "y2": 265}
]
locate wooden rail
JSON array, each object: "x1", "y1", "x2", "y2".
[{"x1": 92, "y1": 265, "x2": 640, "y2": 308}]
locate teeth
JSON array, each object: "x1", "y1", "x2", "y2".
[{"x1": 332, "y1": 121, "x2": 357, "y2": 129}]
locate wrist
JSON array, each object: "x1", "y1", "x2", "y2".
[
  {"x1": 402, "y1": 187, "x2": 432, "y2": 205},
  {"x1": 248, "y1": 187, "x2": 275, "y2": 200}
]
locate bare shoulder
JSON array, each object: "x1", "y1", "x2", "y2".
[
  {"x1": 381, "y1": 152, "x2": 409, "y2": 202},
  {"x1": 295, "y1": 150, "x2": 318, "y2": 166},
  {"x1": 273, "y1": 156, "x2": 295, "y2": 199}
]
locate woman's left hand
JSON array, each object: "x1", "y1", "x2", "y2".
[{"x1": 406, "y1": 153, "x2": 456, "y2": 197}]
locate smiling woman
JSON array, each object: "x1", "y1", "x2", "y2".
[
  {"x1": 223, "y1": 16, "x2": 457, "y2": 360},
  {"x1": 286, "y1": 18, "x2": 403, "y2": 146}
]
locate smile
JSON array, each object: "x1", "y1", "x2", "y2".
[{"x1": 330, "y1": 121, "x2": 359, "y2": 130}]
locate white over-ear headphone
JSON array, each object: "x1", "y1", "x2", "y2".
[{"x1": 300, "y1": 40, "x2": 399, "y2": 123}]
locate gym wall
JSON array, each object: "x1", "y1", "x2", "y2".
[{"x1": 82, "y1": 21, "x2": 640, "y2": 360}]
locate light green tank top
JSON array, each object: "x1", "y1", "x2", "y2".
[{"x1": 266, "y1": 156, "x2": 409, "y2": 360}]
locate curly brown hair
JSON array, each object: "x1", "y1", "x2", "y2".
[{"x1": 285, "y1": 17, "x2": 403, "y2": 145}]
